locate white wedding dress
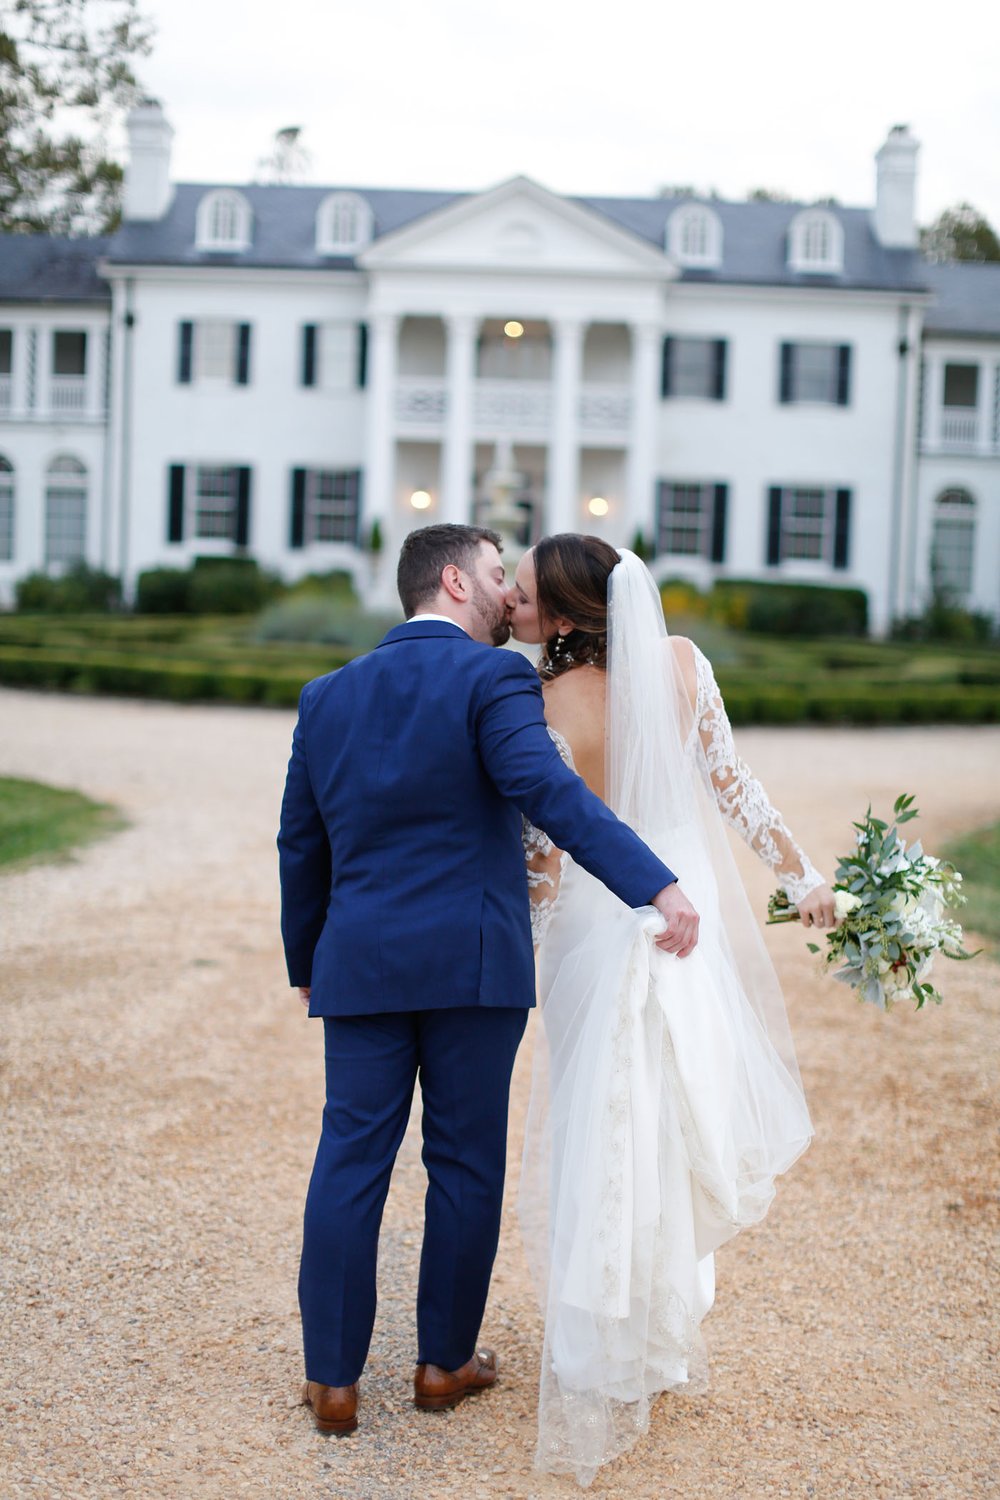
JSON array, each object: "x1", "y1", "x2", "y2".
[{"x1": 518, "y1": 553, "x2": 820, "y2": 1487}]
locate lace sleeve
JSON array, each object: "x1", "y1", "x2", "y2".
[
  {"x1": 522, "y1": 727, "x2": 572, "y2": 947},
  {"x1": 692, "y1": 645, "x2": 824, "y2": 904}
]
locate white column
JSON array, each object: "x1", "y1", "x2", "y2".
[
  {"x1": 625, "y1": 322, "x2": 661, "y2": 544},
  {"x1": 363, "y1": 313, "x2": 399, "y2": 606},
  {"x1": 924, "y1": 354, "x2": 944, "y2": 451},
  {"x1": 441, "y1": 314, "x2": 478, "y2": 524},
  {"x1": 547, "y1": 319, "x2": 585, "y2": 534}
]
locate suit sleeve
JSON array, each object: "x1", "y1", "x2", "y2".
[
  {"x1": 277, "y1": 683, "x2": 332, "y2": 986},
  {"x1": 477, "y1": 652, "x2": 677, "y2": 908}
]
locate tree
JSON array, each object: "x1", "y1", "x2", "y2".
[
  {"x1": 0, "y1": 0, "x2": 154, "y2": 236},
  {"x1": 921, "y1": 203, "x2": 1000, "y2": 263}
]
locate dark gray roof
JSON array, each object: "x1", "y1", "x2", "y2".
[
  {"x1": 0, "y1": 233, "x2": 110, "y2": 302},
  {"x1": 106, "y1": 183, "x2": 463, "y2": 269},
  {"x1": 922, "y1": 261, "x2": 1000, "y2": 338},
  {"x1": 580, "y1": 194, "x2": 929, "y2": 293},
  {"x1": 104, "y1": 181, "x2": 929, "y2": 294}
]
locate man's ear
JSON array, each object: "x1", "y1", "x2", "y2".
[{"x1": 440, "y1": 563, "x2": 468, "y2": 604}]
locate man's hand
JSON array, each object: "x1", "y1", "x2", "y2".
[
  {"x1": 651, "y1": 883, "x2": 700, "y2": 957},
  {"x1": 797, "y1": 883, "x2": 837, "y2": 929},
  {"x1": 298, "y1": 986, "x2": 311, "y2": 1009}
]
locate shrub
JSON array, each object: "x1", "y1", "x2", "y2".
[
  {"x1": 187, "y1": 558, "x2": 284, "y2": 615},
  {"x1": 254, "y1": 595, "x2": 401, "y2": 650},
  {"x1": 659, "y1": 577, "x2": 708, "y2": 619},
  {"x1": 711, "y1": 579, "x2": 868, "y2": 637},
  {"x1": 16, "y1": 564, "x2": 121, "y2": 614},
  {"x1": 134, "y1": 567, "x2": 192, "y2": 614},
  {"x1": 891, "y1": 595, "x2": 996, "y2": 644}
]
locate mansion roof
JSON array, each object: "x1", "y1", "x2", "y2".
[{"x1": 0, "y1": 234, "x2": 110, "y2": 303}]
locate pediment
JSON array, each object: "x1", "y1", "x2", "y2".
[{"x1": 360, "y1": 177, "x2": 673, "y2": 279}]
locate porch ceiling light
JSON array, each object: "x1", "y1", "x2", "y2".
[
  {"x1": 409, "y1": 489, "x2": 433, "y2": 511},
  {"x1": 503, "y1": 320, "x2": 524, "y2": 338},
  {"x1": 588, "y1": 496, "x2": 610, "y2": 517}
]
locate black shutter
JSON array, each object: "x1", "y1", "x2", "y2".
[
  {"x1": 779, "y1": 343, "x2": 794, "y2": 403},
  {"x1": 836, "y1": 344, "x2": 852, "y2": 406},
  {"x1": 660, "y1": 336, "x2": 674, "y2": 398},
  {"x1": 833, "y1": 488, "x2": 851, "y2": 569},
  {"x1": 766, "y1": 486, "x2": 783, "y2": 565},
  {"x1": 356, "y1": 322, "x2": 368, "y2": 388},
  {"x1": 290, "y1": 468, "x2": 307, "y2": 548},
  {"x1": 713, "y1": 340, "x2": 727, "y2": 401},
  {"x1": 167, "y1": 465, "x2": 185, "y2": 542},
  {"x1": 177, "y1": 321, "x2": 193, "y2": 384},
  {"x1": 236, "y1": 323, "x2": 251, "y2": 385},
  {"x1": 235, "y1": 467, "x2": 251, "y2": 546},
  {"x1": 301, "y1": 324, "x2": 317, "y2": 387},
  {"x1": 710, "y1": 484, "x2": 728, "y2": 563}
]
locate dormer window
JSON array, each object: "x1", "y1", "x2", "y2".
[
  {"x1": 196, "y1": 190, "x2": 252, "y2": 252},
  {"x1": 316, "y1": 192, "x2": 373, "y2": 255},
  {"x1": 666, "y1": 204, "x2": 723, "y2": 268},
  {"x1": 787, "y1": 209, "x2": 844, "y2": 274}
]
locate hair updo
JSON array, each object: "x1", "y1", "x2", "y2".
[{"x1": 533, "y1": 533, "x2": 621, "y2": 680}]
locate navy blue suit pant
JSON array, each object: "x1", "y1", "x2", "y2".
[{"x1": 298, "y1": 1006, "x2": 529, "y2": 1386}]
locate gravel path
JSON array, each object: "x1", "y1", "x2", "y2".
[{"x1": 1, "y1": 688, "x2": 997, "y2": 1500}]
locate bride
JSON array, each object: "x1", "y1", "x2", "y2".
[{"x1": 508, "y1": 534, "x2": 834, "y2": 1486}]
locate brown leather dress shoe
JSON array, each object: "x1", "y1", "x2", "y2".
[
  {"x1": 301, "y1": 1380, "x2": 359, "y2": 1435},
  {"x1": 413, "y1": 1348, "x2": 498, "y2": 1410}
]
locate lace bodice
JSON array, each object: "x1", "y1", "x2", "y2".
[
  {"x1": 523, "y1": 728, "x2": 572, "y2": 946},
  {"x1": 690, "y1": 644, "x2": 823, "y2": 904}
]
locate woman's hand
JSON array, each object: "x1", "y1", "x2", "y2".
[{"x1": 797, "y1": 884, "x2": 837, "y2": 930}]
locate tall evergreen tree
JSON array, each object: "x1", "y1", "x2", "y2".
[
  {"x1": 0, "y1": 0, "x2": 153, "y2": 235},
  {"x1": 921, "y1": 203, "x2": 1000, "y2": 263}
]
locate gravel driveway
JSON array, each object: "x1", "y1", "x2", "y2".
[{"x1": 1, "y1": 688, "x2": 997, "y2": 1499}]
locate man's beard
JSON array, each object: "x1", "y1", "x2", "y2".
[{"x1": 471, "y1": 580, "x2": 512, "y2": 647}]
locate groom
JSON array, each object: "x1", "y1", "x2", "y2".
[{"x1": 278, "y1": 523, "x2": 699, "y2": 1435}]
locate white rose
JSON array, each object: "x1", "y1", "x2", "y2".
[{"x1": 834, "y1": 890, "x2": 862, "y2": 919}]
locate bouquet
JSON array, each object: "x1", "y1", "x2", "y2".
[{"x1": 768, "y1": 794, "x2": 978, "y2": 1010}]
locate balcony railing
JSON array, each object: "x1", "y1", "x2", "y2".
[
  {"x1": 474, "y1": 379, "x2": 551, "y2": 432},
  {"x1": 394, "y1": 376, "x2": 632, "y2": 438},
  {"x1": 579, "y1": 385, "x2": 631, "y2": 435},
  {"x1": 49, "y1": 375, "x2": 88, "y2": 413},
  {"x1": 939, "y1": 409, "x2": 979, "y2": 448},
  {"x1": 396, "y1": 378, "x2": 447, "y2": 426}
]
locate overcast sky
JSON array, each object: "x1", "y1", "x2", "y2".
[{"x1": 133, "y1": 0, "x2": 1000, "y2": 228}]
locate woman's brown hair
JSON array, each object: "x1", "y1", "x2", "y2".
[{"x1": 533, "y1": 532, "x2": 621, "y2": 679}]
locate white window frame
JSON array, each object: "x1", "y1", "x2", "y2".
[
  {"x1": 666, "y1": 204, "x2": 723, "y2": 268},
  {"x1": 787, "y1": 209, "x2": 844, "y2": 273},
  {"x1": 195, "y1": 189, "x2": 253, "y2": 252},
  {"x1": 0, "y1": 455, "x2": 13, "y2": 561},
  {"x1": 191, "y1": 465, "x2": 239, "y2": 541},
  {"x1": 194, "y1": 321, "x2": 238, "y2": 382},
  {"x1": 786, "y1": 342, "x2": 843, "y2": 405},
  {"x1": 44, "y1": 454, "x2": 88, "y2": 567},
  {"x1": 306, "y1": 470, "x2": 360, "y2": 544},
  {"x1": 669, "y1": 338, "x2": 720, "y2": 400},
  {"x1": 656, "y1": 481, "x2": 712, "y2": 557},
  {"x1": 931, "y1": 488, "x2": 976, "y2": 600},
  {"x1": 316, "y1": 192, "x2": 373, "y2": 255},
  {"x1": 781, "y1": 486, "x2": 831, "y2": 562}
]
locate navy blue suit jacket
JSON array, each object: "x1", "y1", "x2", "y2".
[{"x1": 278, "y1": 620, "x2": 676, "y2": 1017}]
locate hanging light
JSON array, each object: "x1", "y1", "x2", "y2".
[
  {"x1": 588, "y1": 496, "x2": 610, "y2": 517},
  {"x1": 409, "y1": 489, "x2": 433, "y2": 511},
  {"x1": 503, "y1": 320, "x2": 524, "y2": 338}
]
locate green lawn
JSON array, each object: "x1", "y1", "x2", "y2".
[
  {"x1": 0, "y1": 776, "x2": 126, "y2": 871},
  {"x1": 940, "y1": 821, "x2": 1000, "y2": 946}
]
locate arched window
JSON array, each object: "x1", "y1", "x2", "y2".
[
  {"x1": 787, "y1": 209, "x2": 844, "y2": 273},
  {"x1": 195, "y1": 189, "x2": 253, "y2": 251},
  {"x1": 666, "y1": 204, "x2": 723, "y2": 268},
  {"x1": 316, "y1": 192, "x2": 373, "y2": 255},
  {"x1": 0, "y1": 455, "x2": 13, "y2": 561},
  {"x1": 45, "y1": 454, "x2": 88, "y2": 567},
  {"x1": 931, "y1": 488, "x2": 976, "y2": 601}
]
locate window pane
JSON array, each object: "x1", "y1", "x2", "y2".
[
  {"x1": 194, "y1": 465, "x2": 237, "y2": 539},
  {"x1": 320, "y1": 324, "x2": 356, "y2": 390},
  {"x1": 657, "y1": 483, "x2": 707, "y2": 555},
  {"x1": 0, "y1": 330, "x2": 11, "y2": 375},
  {"x1": 53, "y1": 331, "x2": 87, "y2": 375},
  {"x1": 195, "y1": 322, "x2": 236, "y2": 381},
  {"x1": 943, "y1": 364, "x2": 978, "y2": 408},
  {"x1": 45, "y1": 483, "x2": 87, "y2": 564},
  {"x1": 671, "y1": 339, "x2": 715, "y2": 398},
  {"x1": 781, "y1": 487, "x2": 827, "y2": 560},
  {"x1": 308, "y1": 470, "x2": 359, "y2": 543},
  {"x1": 792, "y1": 344, "x2": 838, "y2": 403}
]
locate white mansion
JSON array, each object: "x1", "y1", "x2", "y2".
[{"x1": 0, "y1": 105, "x2": 998, "y2": 629}]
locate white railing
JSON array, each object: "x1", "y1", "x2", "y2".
[
  {"x1": 579, "y1": 384, "x2": 631, "y2": 434},
  {"x1": 940, "y1": 410, "x2": 979, "y2": 448},
  {"x1": 396, "y1": 378, "x2": 447, "y2": 426},
  {"x1": 474, "y1": 379, "x2": 551, "y2": 432},
  {"x1": 0, "y1": 375, "x2": 11, "y2": 413},
  {"x1": 49, "y1": 375, "x2": 88, "y2": 413}
]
